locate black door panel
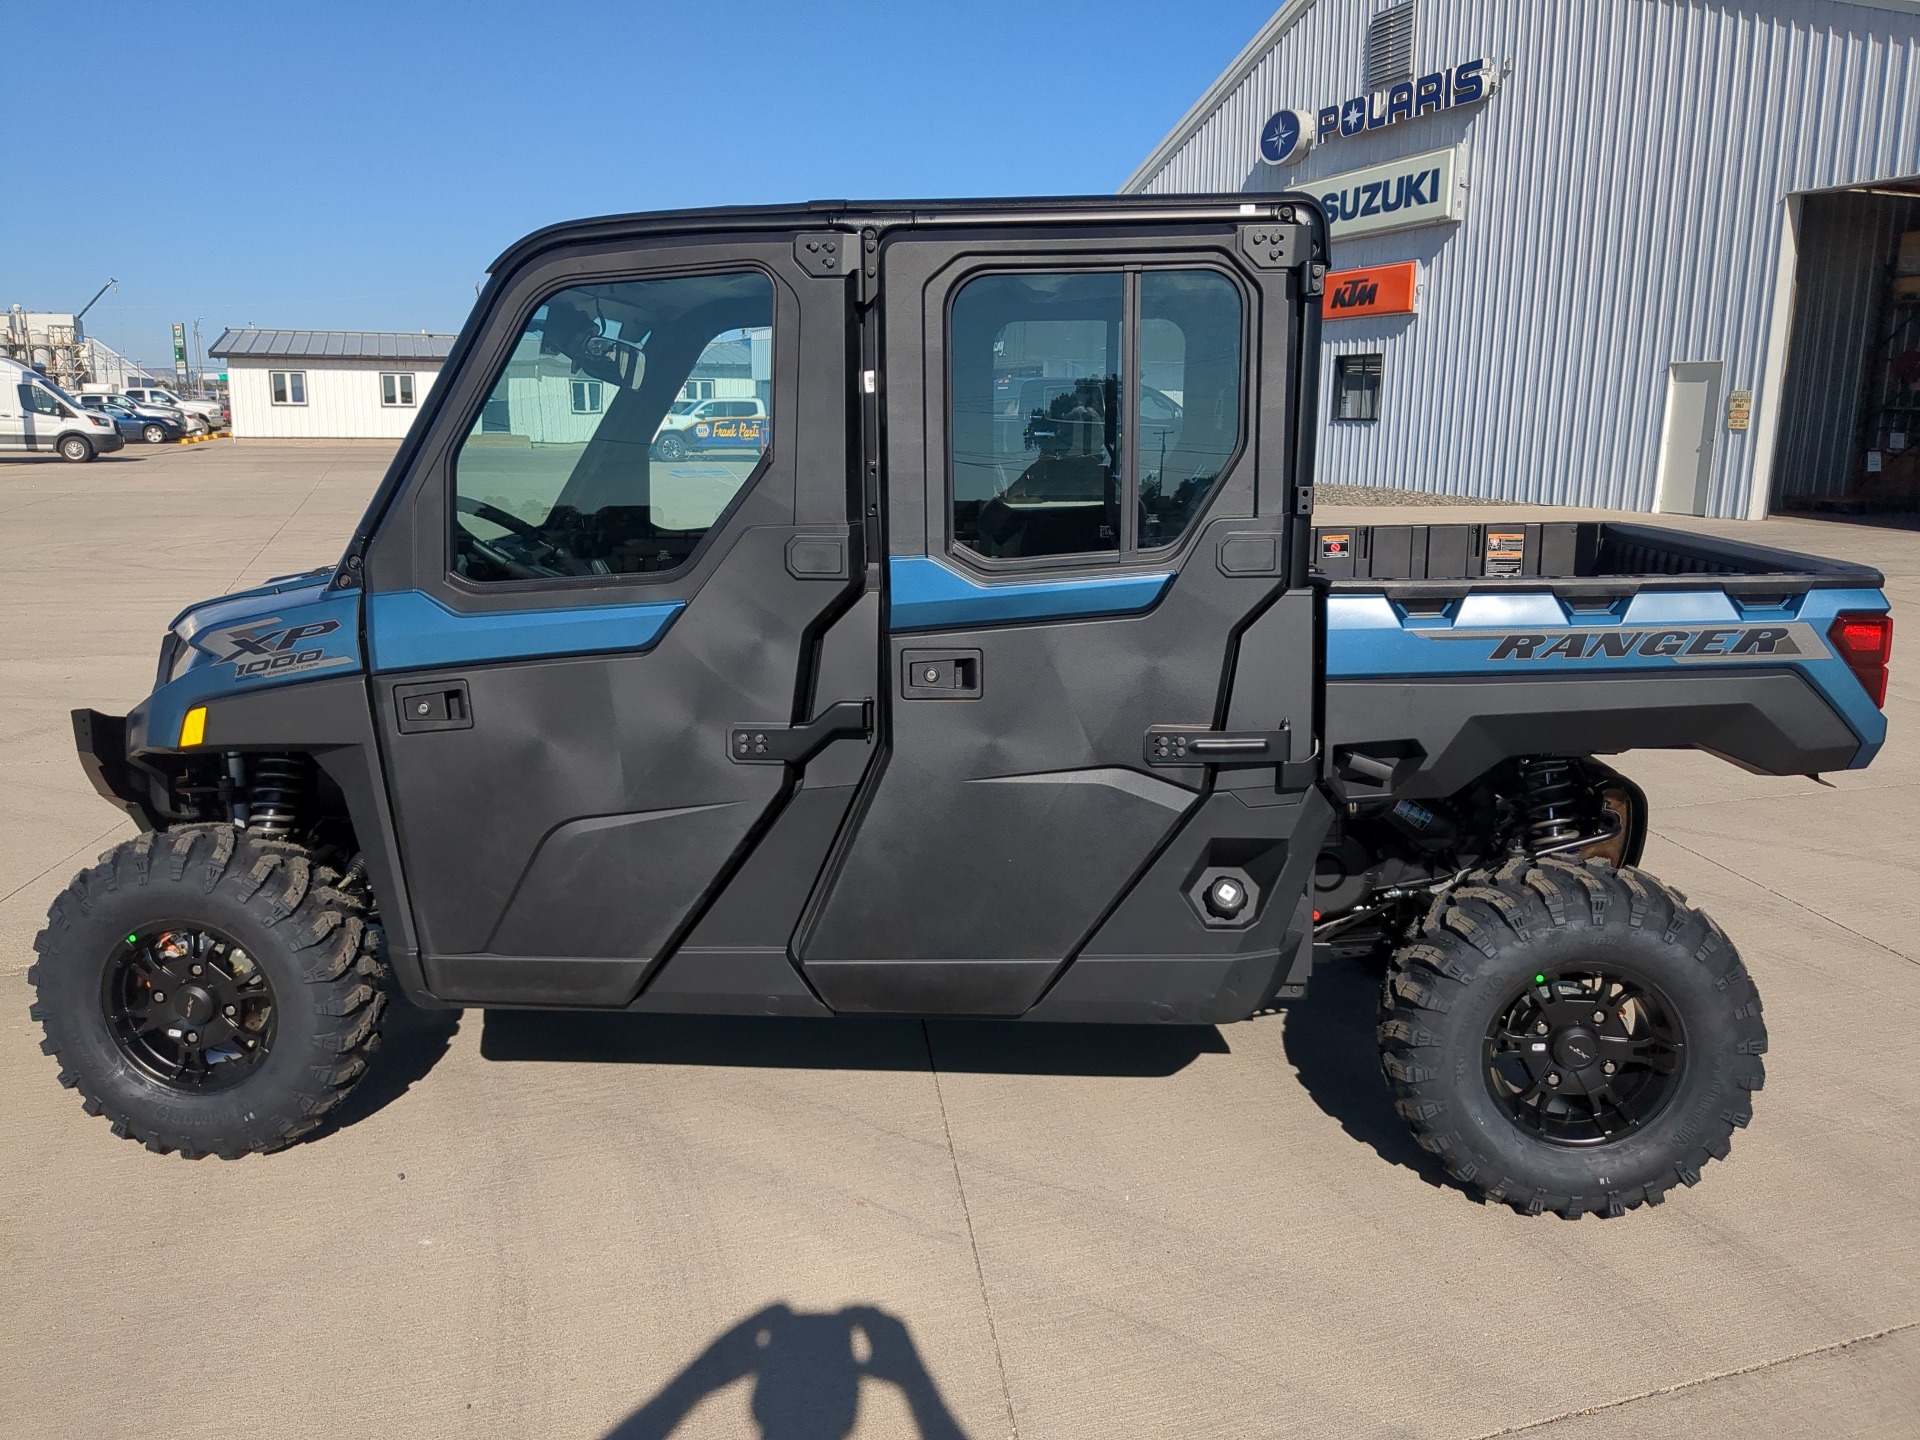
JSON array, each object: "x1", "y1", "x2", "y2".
[
  {"x1": 799, "y1": 227, "x2": 1316, "y2": 1011},
  {"x1": 368, "y1": 234, "x2": 871, "y2": 1005}
]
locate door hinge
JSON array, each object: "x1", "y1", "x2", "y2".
[
  {"x1": 730, "y1": 699, "x2": 872, "y2": 765},
  {"x1": 1144, "y1": 723, "x2": 1320, "y2": 789},
  {"x1": 794, "y1": 230, "x2": 879, "y2": 306}
]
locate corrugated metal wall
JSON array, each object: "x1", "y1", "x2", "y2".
[
  {"x1": 1771, "y1": 189, "x2": 1920, "y2": 502},
  {"x1": 1130, "y1": 0, "x2": 1920, "y2": 516}
]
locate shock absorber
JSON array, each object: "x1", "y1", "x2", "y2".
[
  {"x1": 247, "y1": 754, "x2": 310, "y2": 841},
  {"x1": 1519, "y1": 757, "x2": 1581, "y2": 848}
]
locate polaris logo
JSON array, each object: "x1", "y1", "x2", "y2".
[{"x1": 1482, "y1": 627, "x2": 1803, "y2": 661}]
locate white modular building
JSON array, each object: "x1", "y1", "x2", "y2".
[
  {"x1": 1125, "y1": 0, "x2": 1920, "y2": 519},
  {"x1": 209, "y1": 330, "x2": 455, "y2": 439}
]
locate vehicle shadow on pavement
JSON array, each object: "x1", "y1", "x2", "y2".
[
  {"x1": 302, "y1": 989, "x2": 461, "y2": 1142},
  {"x1": 604, "y1": 1302, "x2": 970, "y2": 1439},
  {"x1": 1280, "y1": 953, "x2": 1451, "y2": 1190},
  {"x1": 479, "y1": 1011, "x2": 1227, "y2": 1077}
]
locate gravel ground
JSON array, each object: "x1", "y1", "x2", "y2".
[{"x1": 1315, "y1": 482, "x2": 1511, "y2": 506}]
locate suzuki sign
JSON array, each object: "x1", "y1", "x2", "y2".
[{"x1": 1313, "y1": 147, "x2": 1466, "y2": 240}]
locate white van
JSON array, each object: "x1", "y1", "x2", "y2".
[{"x1": 0, "y1": 359, "x2": 126, "y2": 461}]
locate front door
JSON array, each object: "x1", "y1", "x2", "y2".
[
  {"x1": 797, "y1": 224, "x2": 1322, "y2": 1017},
  {"x1": 365, "y1": 233, "x2": 865, "y2": 1006}
]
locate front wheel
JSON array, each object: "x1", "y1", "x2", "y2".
[
  {"x1": 58, "y1": 434, "x2": 95, "y2": 462},
  {"x1": 143, "y1": 423, "x2": 168, "y2": 444},
  {"x1": 1378, "y1": 858, "x2": 1765, "y2": 1217},
  {"x1": 29, "y1": 827, "x2": 388, "y2": 1158},
  {"x1": 653, "y1": 431, "x2": 689, "y2": 461}
]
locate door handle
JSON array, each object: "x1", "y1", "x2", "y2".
[
  {"x1": 394, "y1": 679, "x2": 472, "y2": 733},
  {"x1": 729, "y1": 700, "x2": 872, "y2": 765}
]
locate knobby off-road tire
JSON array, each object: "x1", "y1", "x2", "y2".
[
  {"x1": 1378, "y1": 857, "x2": 1766, "y2": 1217},
  {"x1": 29, "y1": 826, "x2": 388, "y2": 1158}
]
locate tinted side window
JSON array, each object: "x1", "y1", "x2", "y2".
[
  {"x1": 453, "y1": 271, "x2": 774, "y2": 583},
  {"x1": 1138, "y1": 270, "x2": 1243, "y2": 549},
  {"x1": 950, "y1": 272, "x2": 1122, "y2": 561}
]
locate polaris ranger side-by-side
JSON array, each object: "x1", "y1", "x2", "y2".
[{"x1": 33, "y1": 197, "x2": 1894, "y2": 1216}]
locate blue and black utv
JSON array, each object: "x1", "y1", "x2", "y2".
[{"x1": 33, "y1": 197, "x2": 1894, "y2": 1216}]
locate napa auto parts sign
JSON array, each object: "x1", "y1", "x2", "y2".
[{"x1": 1257, "y1": 57, "x2": 1498, "y2": 166}]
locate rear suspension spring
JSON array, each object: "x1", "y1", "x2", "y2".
[{"x1": 1519, "y1": 757, "x2": 1581, "y2": 848}]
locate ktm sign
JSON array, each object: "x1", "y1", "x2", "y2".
[{"x1": 1322, "y1": 262, "x2": 1418, "y2": 319}]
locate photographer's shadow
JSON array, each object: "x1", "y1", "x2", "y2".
[{"x1": 606, "y1": 1303, "x2": 969, "y2": 1440}]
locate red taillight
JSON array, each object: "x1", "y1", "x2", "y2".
[{"x1": 1828, "y1": 611, "x2": 1893, "y2": 709}]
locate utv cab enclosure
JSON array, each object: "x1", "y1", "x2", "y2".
[{"x1": 36, "y1": 197, "x2": 1893, "y2": 1216}]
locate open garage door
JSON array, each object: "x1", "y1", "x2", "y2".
[{"x1": 1772, "y1": 184, "x2": 1920, "y2": 519}]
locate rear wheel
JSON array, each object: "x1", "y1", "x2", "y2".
[
  {"x1": 143, "y1": 423, "x2": 167, "y2": 444},
  {"x1": 29, "y1": 827, "x2": 388, "y2": 1158},
  {"x1": 58, "y1": 434, "x2": 94, "y2": 462},
  {"x1": 1378, "y1": 858, "x2": 1765, "y2": 1216}
]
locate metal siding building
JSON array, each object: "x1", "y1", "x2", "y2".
[
  {"x1": 209, "y1": 330, "x2": 455, "y2": 439},
  {"x1": 1125, "y1": 0, "x2": 1920, "y2": 518}
]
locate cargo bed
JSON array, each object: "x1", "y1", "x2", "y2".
[
  {"x1": 1315, "y1": 521, "x2": 1893, "y2": 793},
  {"x1": 1313, "y1": 520, "x2": 1884, "y2": 596}
]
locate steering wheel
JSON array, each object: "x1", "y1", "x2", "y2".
[{"x1": 454, "y1": 495, "x2": 571, "y2": 579}]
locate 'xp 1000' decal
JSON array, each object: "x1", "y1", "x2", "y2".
[
  {"x1": 196, "y1": 617, "x2": 357, "y2": 680},
  {"x1": 1435, "y1": 623, "x2": 1826, "y2": 664}
]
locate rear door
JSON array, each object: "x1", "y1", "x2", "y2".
[
  {"x1": 797, "y1": 216, "x2": 1328, "y2": 1017},
  {"x1": 362, "y1": 230, "x2": 868, "y2": 1006}
]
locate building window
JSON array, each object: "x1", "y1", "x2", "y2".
[
  {"x1": 569, "y1": 379, "x2": 603, "y2": 414},
  {"x1": 681, "y1": 379, "x2": 715, "y2": 401},
  {"x1": 1365, "y1": 1, "x2": 1417, "y2": 91},
  {"x1": 269, "y1": 371, "x2": 307, "y2": 405},
  {"x1": 381, "y1": 372, "x2": 416, "y2": 407},
  {"x1": 1333, "y1": 354, "x2": 1383, "y2": 422}
]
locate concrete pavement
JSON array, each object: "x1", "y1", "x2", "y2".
[{"x1": 1, "y1": 442, "x2": 1914, "y2": 1438}]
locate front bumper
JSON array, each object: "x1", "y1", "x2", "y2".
[
  {"x1": 72, "y1": 709, "x2": 158, "y2": 831},
  {"x1": 93, "y1": 428, "x2": 126, "y2": 453}
]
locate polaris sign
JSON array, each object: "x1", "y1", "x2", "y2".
[{"x1": 1257, "y1": 57, "x2": 1498, "y2": 167}]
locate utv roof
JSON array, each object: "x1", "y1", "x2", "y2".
[{"x1": 489, "y1": 194, "x2": 1312, "y2": 275}]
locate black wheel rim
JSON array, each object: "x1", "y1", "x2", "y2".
[
  {"x1": 103, "y1": 926, "x2": 277, "y2": 1092},
  {"x1": 1483, "y1": 965, "x2": 1684, "y2": 1146}
]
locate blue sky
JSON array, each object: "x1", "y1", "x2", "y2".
[{"x1": 4, "y1": 1, "x2": 1274, "y2": 374}]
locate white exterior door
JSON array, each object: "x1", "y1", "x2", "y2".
[{"x1": 1655, "y1": 361, "x2": 1724, "y2": 516}]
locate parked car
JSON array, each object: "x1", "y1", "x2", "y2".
[
  {"x1": 78, "y1": 394, "x2": 187, "y2": 444},
  {"x1": 83, "y1": 386, "x2": 206, "y2": 435},
  {"x1": 122, "y1": 385, "x2": 223, "y2": 432},
  {"x1": 652, "y1": 396, "x2": 767, "y2": 460},
  {"x1": 0, "y1": 359, "x2": 125, "y2": 460}
]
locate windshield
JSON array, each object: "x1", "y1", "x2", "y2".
[{"x1": 667, "y1": 400, "x2": 695, "y2": 415}]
